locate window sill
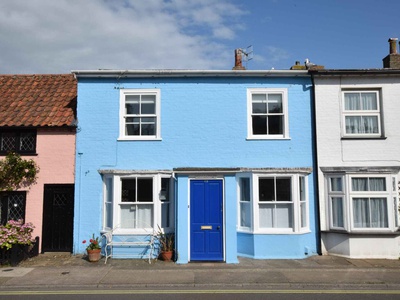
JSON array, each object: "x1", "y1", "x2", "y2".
[
  {"x1": 246, "y1": 136, "x2": 291, "y2": 141},
  {"x1": 323, "y1": 229, "x2": 400, "y2": 235},
  {"x1": 118, "y1": 137, "x2": 162, "y2": 141},
  {"x1": 341, "y1": 136, "x2": 387, "y2": 140}
]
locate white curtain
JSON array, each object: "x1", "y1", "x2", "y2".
[
  {"x1": 345, "y1": 116, "x2": 378, "y2": 134},
  {"x1": 120, "y1": 204, "x2": 153, "y2": 228},
  {"x1": 240, "y1": 202, "x2": 251, "y2": 227},
  {"x1": 259, "y1": 204, "x2": 292, "y2": 228},
  {"x1": 352, "y1": 178, "x2": 385, "y2": 191},
  {"x1": 331, "y1": 197, "x2": 344, "y2": 228},
  {"x1": 353, "y1": 198, "x2": 388, "y2": 228},
  {"x1": 345, "y1": 92, "x2": 376, "y2": 110}
]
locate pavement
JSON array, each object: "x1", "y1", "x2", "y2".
[{"x1": 0, "y1": 253, "x2": 400, "y2": 290}]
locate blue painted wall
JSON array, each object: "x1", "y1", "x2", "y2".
[{"x1": 74, "y1": 76, "x2": 317, "y2": 260}]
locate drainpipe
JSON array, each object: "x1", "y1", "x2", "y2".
[{"x1": 310, "y1": 72, "x2": 322, "y2": 255}]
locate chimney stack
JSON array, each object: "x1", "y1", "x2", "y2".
[
  {"x1": 232, "y1": 49, "x2": 246, "y2": 70},
  {"x1": 383, "y1": 38, "x2": 400, "y2": 69}
]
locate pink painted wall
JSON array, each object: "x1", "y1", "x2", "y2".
[{"x1": 23, "y1": 128, "x2": 75, "y2": 252}]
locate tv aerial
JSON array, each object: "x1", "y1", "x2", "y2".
[{"x1": 241, "y1": 45, "x2": 253, "y2": 63}]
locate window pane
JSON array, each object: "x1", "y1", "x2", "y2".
[
  {"x1": 161, "y1": 202, "x2": 170, "y2": 227},
  {"x1": 276, "y1": 178, "x2": 291, "y2": 201},
  {"x1": 331, "y1": 197, "x2": 344, "y2": 228},
  {"x1": 252, "y1": 93, "x2": 266, "y2": 101},
  {"x1": 259, "y1": 178, "x2": 274, "y2": 201},
  {"x1": 20, "y1": 132, "x2": 35, "y2": 151},
  {"x1": 300, "y1": 202, "x2": 307, "y2": 228},
  {"x1": 240, "y1": 178, "x2": 250, "y2": 202},
  {"x1": 352, "y1": 178, "x2": 368, "y2": 191},
  {"x1": 105, "y1": 177, "x2": 113, "y2": 229},
  {"x1": 126, "y1": 102, "x2": 139, "y2": 114},
  {"x1": 240, "y1": 202, "x2": 251, "y2": 227},
  {"x1": 362, "y1": 116, "x2": 378, "y2": 133},
  {"x1": 1, "y1": 132, "x2": 16, "y2": 152},
  {"x1": 141, "y1": 123, "x2": 155, "y2": 136},
  {"x1": 345, "y1": 116, "x2": 361, "y2": 133},
  {"x1": 330, "y1": 177, "x2": 342, "y2": 192},
  {"x1": 370, "y1": 198, "x2": 388, "y2": 228},
  {"x1": 160, "y1": 178, "x2": 170, "y2": 201},
  {"x1": 361, "y1": 93, "x2": 377, "y2": 110},
  {"x1": 121, "y1": 179, "x2": 136, "y2": 202},
  {"x1": 137, "y1": 178, "x2": 153, "y2": 202},
  {"x1": 141, "y1": 95, "x2": 156, "y2": 114},
  {"x1": 126, "y1": 124, "x2": 140, "y2": 136},
  {"x1": 259, "y1": 204, "x2": 273, "y2": 228},
  {"x1": 299, "y1": 177, "x2": 305, "y2": 201},
  {"x1": 268, "y1": 94, "x2": 282, "y2": 113},
  {"x1": 120, "y1": 204, "x2": 153, "y2": 228},
  {"x1": 369, "y1": 178, "x2": 386, "y2": 191},
  {"x1": 252, "y1": 102, "x2": 266, "y2": 113},
  {"x1": 353, "y1": 198, "x2": 369, "y2": 228},
  {"x1": 275, "y1": 203, "x2": 292, "y2": 228},
  {"x1": 252, "y1": 116, "x2": 267, "y2": 134},
  {"x1": 344, "y1": 93, "x2": 360, "y2": 110},
  {"x1": 268, "y1": 115, "x2": 283, "y2": 134}
]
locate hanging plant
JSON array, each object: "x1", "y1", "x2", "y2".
[{"x1": 0, "y1": 152, "x2": 39, "y2": 191}]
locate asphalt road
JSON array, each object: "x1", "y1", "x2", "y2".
[{"x1": 1, "y1": 289, "x2": 400, "y2": 300}]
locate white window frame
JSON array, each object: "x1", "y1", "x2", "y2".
[
  {"x1": 326, "y1": 173, "x2": 398, "y2": 233},
  {"x1": 341, "y1": 90, "x2": 382, "y2": 138},
  {"x1": 326, "y1": 175, "x2": 346, "y2": 230},
  {"x1": 237, "y1": 173, "x2": 253, "y2": 232},
  {"x1": 237, "y1": 173, "x2": 309, "y2": 234},
  {"x1": 247, "y1": 88, "x2": 289, "y2": 140},
  {"x1": 119, "y1": 89, "x2": 161, "y2": 140},
  {"x1": 102, "y1": 173, "x2": 174, "y2": 234}
]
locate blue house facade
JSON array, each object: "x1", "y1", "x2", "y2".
[{"x1": 72, "y1": 69, "x2": 318, "y2": 263}]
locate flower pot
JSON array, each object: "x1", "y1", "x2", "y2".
[
  {"x1": 87, "y1": 249, "x2": 101, "y2": 262},
  {"x1": 159, "y1": 250, "x2": 173, "y2": 261}
]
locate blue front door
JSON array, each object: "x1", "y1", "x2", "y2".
[{"x1": 190, "y1": 179, "x2": 223, "y2": 261}]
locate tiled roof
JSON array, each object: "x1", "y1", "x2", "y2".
[{"x1": 0, "y1": 74, "x2": 77, "y2": 127}]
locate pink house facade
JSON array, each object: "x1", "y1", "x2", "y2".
[{"x1": 0, "y1": 74, "x2": 76, "y2": 253}]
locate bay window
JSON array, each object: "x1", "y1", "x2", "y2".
[
  {"x1": 326, "y1": 174, "x2": 398, "y2": 232},
  {"x1": 238, "y1": 173, "x2": 309, "y2": 233},
  {"x1": 102, "y1": 173, "x2": 173, "y2": 233}
]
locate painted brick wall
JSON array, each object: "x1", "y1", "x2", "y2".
[{"x1": 74, "y1": 76, "x2": 316, "y2": 254}]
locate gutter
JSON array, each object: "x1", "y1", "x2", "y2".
[{"x1": 71, "y1": 69, "x2": 309, "y2": 78}]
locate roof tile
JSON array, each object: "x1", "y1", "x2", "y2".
[{"x1": 0, "y1": 74, "x2": 77, "y2": 127}]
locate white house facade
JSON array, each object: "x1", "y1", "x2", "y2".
[{"x1": 311, "y1": 40, "x2": 400, "y2": 258}]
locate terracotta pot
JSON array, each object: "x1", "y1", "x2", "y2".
[
  {"x1": 87, "y1": 249, "x2": 101, "y2": 262},
  {"x1": 159, "y1": 250, "x2": 173, "y2": 261}
]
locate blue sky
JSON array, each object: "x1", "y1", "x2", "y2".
[{"x1": 0, "y1": 0, "x2": 398, "y2": 74}]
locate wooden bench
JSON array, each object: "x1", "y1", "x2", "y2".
[{"x1": 101, "y1": 228, "x2": 155, "y2": 264}]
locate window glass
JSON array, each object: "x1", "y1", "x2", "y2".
[
  {"x1": 0, "y1": 192, "x2": 26, "y2": 225},
  {"x1": 259, "y1": 178, "x2": 274, "y2": 201},
  {"x1": 121, "y1": 179, "x2": 136, "y2": 202},
  {"x1": 330, "y1": 177, "x2": 342, "y2": 192},
  {"x1": 276, "y1": 178, "x2": 291, "y2": 201},
  {"x1": 331, "y1": 197, "x2": 344, "y2": 228},
  {"x1": 353, "y1": 198, "x2": 388, "y2": 228},
  {"x1": 239, "y1": 177, "x2": 251, "y2": 228},
  {"x1": 0, "y1": 130, "x2": 36, "y2": 154}
]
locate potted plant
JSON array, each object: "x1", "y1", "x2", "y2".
[
  {"x1": 155, "y1": 226, "x2": 174, "y2": 261},
  {"x1": 82, "y1": 234, "x2": 101, "y2": 262}
]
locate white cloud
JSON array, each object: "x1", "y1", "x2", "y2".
[{"x1": 0, "y1": 0, "x2": 247, "y2": 74}]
